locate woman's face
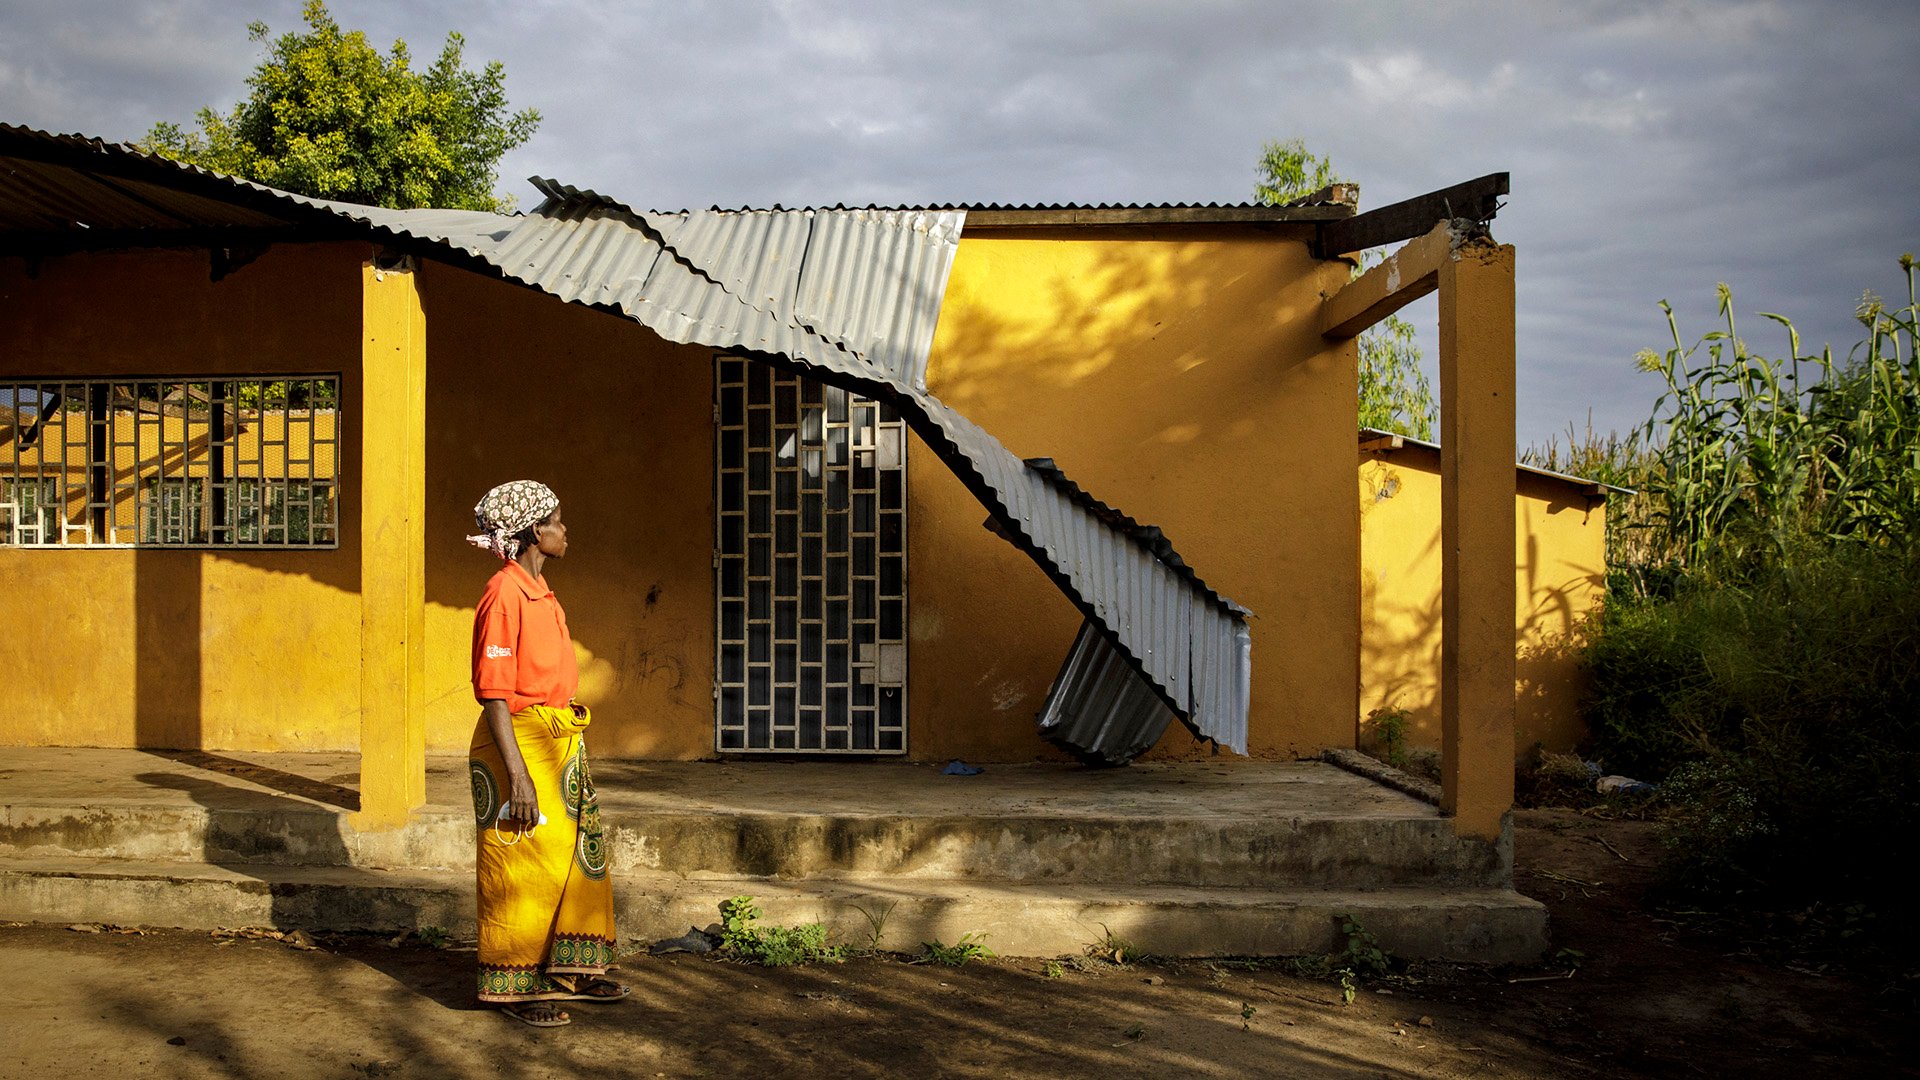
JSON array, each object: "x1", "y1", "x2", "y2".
[{"x1": 534, "y1": 507, "x2": 568, "y2": 559}]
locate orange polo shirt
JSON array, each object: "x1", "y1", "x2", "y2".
[{"x1": 471, "y1": 560, "x2": 579, "y2": 714}]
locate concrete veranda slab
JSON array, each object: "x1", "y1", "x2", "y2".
[
  {"x1": 0, "y1": 746, "x2": 1443, "y2": 821},
  {"x1": 0, "y1": 747, "x2": 1547, "y2": 961}
]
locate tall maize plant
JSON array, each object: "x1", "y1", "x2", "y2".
[{"x1": 1633, "y1": 255, "x2": 1920, "y2": 577}]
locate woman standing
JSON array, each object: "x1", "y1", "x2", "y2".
[{"x1": 466, "y1": 481, "x2": 626, "y2": 1027}]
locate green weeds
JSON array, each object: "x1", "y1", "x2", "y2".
[
  {"x1": 717, "y1": 895, "x2": 844, "y2": 967},
  {"x1": 920, "y1": 932, "x2": 995, "y2": 966}
]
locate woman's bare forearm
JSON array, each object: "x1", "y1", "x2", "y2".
[{"x1": 481, "y1": 698, "x2": 540, "y2": 823}]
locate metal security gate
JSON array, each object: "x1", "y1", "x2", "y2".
[{"x1": 713, "y1": 356, "x2": 908, "y2": 753}]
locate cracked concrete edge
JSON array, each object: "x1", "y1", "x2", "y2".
[{"x1": 1318, "y1": 748, "x2": 1443, "y2": 806}]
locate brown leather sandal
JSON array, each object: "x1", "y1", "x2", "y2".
[
  {"x1": 500, "y1": 1001, "x2": 572, "y2": 1027},
  {"x1": 552, "y1": 975, "x2": 630, "y2": 1002}
]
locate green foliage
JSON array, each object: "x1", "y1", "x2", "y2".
[
  {"x1": 717, "y1": 895, "x2": 843, "y2": 967},
  {"x1": 1582, "y1": 521, "x2": 1920, "y2": 914},
  {"x1": 754, "y1": 922, "x2": 842, "y2": 967},
  {"x1": 1361, "y1": 705, "x2": 1410, "y2": 768},
  {"x1": 921, "y1": 932, "x2": 995, "y2": 967},
  {"x1": 1336, "y1": 914, "x2": 1389, "y2": 979},
  {"x1": 719, "y1": 894, "x2": 763, "y2": 953},
  {"x1": 1255, "y1": 139, "x2": 1436, "y2": 439},
  {"x1": 142, "y1": 1, "x2": 538, "y2": 210},
  {"x1": 1041, "y1": 959, "x2": 1065, "y2": 979},
  {"x1": 850, "y1": 900, "x2": 897, "y2": 953},
  {"x1": 414, "y1": 925, "x2": 449, "y2": 949},
  {"x1": 1631, "y1": 259, "x2": 1920, "y2": 574},
  {"x1": 1253, "y1": 138, "x2": 1341, "y2": 206},
  {"x1": 1286, "y1": 914, "x2": 1392, "y2": 1004}
]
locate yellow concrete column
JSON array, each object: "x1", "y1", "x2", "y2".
[
  {"x1": 1437, "y1": 239, "x2": 1517, "y2": 841},
  {"x1": 353, "y1": 254, "x2": 428, "y2": 829}
]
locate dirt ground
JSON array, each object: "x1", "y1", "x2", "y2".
[{"x1": 2, "y1": 809, "x2": 1912, "y2": 1080}]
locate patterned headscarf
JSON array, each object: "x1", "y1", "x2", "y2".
[{"x1": 467, "y1": 480, "x2": 560, "y2": 561}]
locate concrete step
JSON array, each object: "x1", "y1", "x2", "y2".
[
  {"x1": 0, "y1": 801, "x2": 1510, "y2": 889},
  {"x1": 0, "y1": 854, "x2": 1548, "y2": 963}
]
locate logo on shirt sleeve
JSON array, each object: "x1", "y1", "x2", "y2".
[{"x1": 484, "y1": 645, "x2": 513, "y2": 659}]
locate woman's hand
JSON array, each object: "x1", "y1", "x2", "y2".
[
  {"x1": 480, "y1": 698, "x2": 541, "y2": 827},
  {"x1": 505, "y1": 769, "x2": 542, "y2": 826}
]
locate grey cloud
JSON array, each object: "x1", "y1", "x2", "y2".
[{"x1": 2, "y1": 0, "x2": 1914, "y2": 446}]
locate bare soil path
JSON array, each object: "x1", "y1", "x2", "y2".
[{"x1": 1, "y1": 810, "x2": 1910, "y2": 1079}]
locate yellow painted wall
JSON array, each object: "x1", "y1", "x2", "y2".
[
  {"x1": 0, "y1": 247, "x2": 718, "y2": 757},
  {"x1": 1, "y1": 226, "x2": 1364, "y2": 764},
  {"x1": 0, "y1": 245, "x2": 366, "y2": 750},
  {"x1": 1357, "y1": 446, "x2": 1605, "y2": 758},
  {"x1": 415, "y1": 261, "x2": 717, "y2": 759},
  {"x1": 914, "y1": 226, "x2": 1359, "y2": 760}
]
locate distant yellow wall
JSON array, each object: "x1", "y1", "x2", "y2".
[
  {"x1": 0, "y1": 244, "x2": 366, "y2": 750},
  {"x1": 914, "y1": 225, "x2": 1358, "y2": 760},
  {"x1": 1358, "y1": 446, "x2": 1605, "y2": 757}
]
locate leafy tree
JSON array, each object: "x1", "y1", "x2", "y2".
[
  {"x1": 141, "y1": 1, "x2": 539, "y2": 211},
  {"x1": 1256, "y1": 139, "x2": 1436, "y2": 439}
]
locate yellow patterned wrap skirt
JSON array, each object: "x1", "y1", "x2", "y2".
[{"x1": 468, "y1": 703, "x2": 616, "y2": 1003}]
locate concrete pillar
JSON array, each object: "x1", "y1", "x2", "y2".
[
  {"x1": 1437, "y1": 239, "x2": 1517, "y2": 841},
  {"x1": 353, "y1": 255, "x2": 427, "y2": 830}
]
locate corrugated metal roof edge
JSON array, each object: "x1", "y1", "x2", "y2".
[
  {"x1": 2, "y1": 125, "x2": 1353, "y2": 227},
  {"x1": 1358, "y1": 427, "x2": 1636, "y2": 494},
  {"x1": 526, "y1": 175, "x2": 1353, "y2": 220},
  {"x1": 1023, "y1": 457, "x2": 1247, "y2": 616}
]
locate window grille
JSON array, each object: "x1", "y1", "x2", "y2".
[
  {"x1": 0, "y1": 377, "x2": 340, "y2": 548},
  {"x1": 714, "y1": 356, "x2": 908, "y2": 753}
]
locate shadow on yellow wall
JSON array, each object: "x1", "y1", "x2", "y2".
[
  {"x1": 1359, "y1": 452, "x2": 1605, "y2": 760},
  {"x1": 915, "y1": 226, "x2": 1358, "y2": 761}
]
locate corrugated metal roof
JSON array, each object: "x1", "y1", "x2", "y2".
[
  {"x1": 1357, "y1": 427, "x2": 1634, "y2": 495},
  {"x1": 0, "y1": 122, "x2": 1254, "y2": 756},
  {"x1": 1037, "y1": 620, "x2": 1177, "y2": 766}
]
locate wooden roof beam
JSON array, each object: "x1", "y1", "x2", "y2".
[
  {"x1": 1318, "y1": 221, "x2": 1455, "y2": 340},
  {"x1": 1314, "y1": 172, "x2": 1507, "y2": 258}
]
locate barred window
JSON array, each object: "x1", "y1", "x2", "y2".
[{"x1": 1, "y1": 377, "x2": 340, "y2": 548}]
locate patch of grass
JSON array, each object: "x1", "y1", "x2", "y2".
[
  {"x1": 849, "y1": 900, "x2": 897, "y2": 954},
  {"x1": 920, "y1": 932, "x2": 994, "y2": 967},
  {"x1": 1086, "y1": 925, "x2": 1152, "y2": 967}
]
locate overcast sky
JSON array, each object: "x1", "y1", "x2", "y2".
[{"x1": 4, "y1": 0, "x2": 1915, "y2": 446}]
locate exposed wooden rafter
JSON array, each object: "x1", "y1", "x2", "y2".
[{"x1": 1314, "y1": 172, "x2": 1508, "y2": 258}]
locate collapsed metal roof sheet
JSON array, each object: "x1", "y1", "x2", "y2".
[
  {"x1": 0, "y1": 122, "x2": 1253, "y2": 756},
  {"x1": 1038, "y1": 620, "x2": 1179, "y2": 766}
]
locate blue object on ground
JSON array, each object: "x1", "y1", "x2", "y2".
[
  {"x1": 1596, "y1": 775, "x2": 1657, "y2": 795},
  {"x1": 941, "y1": 759, "x2": 983, "y2": 776}
]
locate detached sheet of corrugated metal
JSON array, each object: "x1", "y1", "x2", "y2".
[
  {"x1": 0, "y1": 125, "x2": 1252, "y2": 756},
  {"x1": 1037, "y1": 620, "x2": 1177, "y2": 766},
  {"x1": 897, "y1": 395, "x2": 1250, "y2": 754}
]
